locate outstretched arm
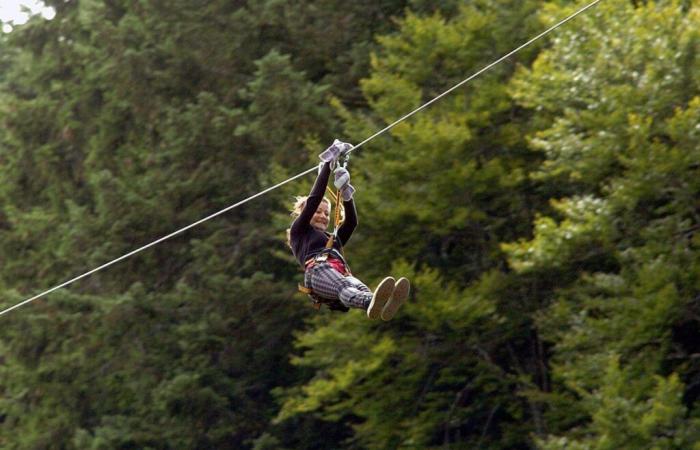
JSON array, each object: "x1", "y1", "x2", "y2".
[
  {"x1": 290, "y1": 162, "x2": 331, "y2": 235},
  {"x1": 337, "y1": 198, "x2": 357, "y2": 245},
  {"x1": 334, "y1": 166, "x2": 357, "y2": 245},
  {"x1": 290, "y1": 140, "x2": 353, "y2": 237}
]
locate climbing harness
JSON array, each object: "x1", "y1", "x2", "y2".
[
  {"x1": 298, "y1": 250, "x2": 351, "y2": 313},
  {"x1": 298, "y1": 250, "x2": 351, "y2": 312}
]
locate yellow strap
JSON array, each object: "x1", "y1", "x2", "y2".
[
  {"x1": 298, "y1": 284, "x2": 327, "y2": 310},
  {"x1": 324, "y1": 186, "x2": 344, "y2": 250},
  {"x1": 298, "y1": 284, "x2": 313, "y2": 294},
  {"x1": 334, "y1": 189, "x2": 342, "y2": 228},
  {"x1": 324, "y1": 186, "x2": 344, "y2": 229}
]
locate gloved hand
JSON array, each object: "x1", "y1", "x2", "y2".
[
  {"x1": 333, "y1": 167, "x2": 355, "y2": 201},
  {"x1": 333, "y1": 167, "x2": 350, "y2": 190},
  {"x1": 319, "y1": 139, "x2": 353, "y2": 163},
  {"x1": 340, "y1": 184, "x2": 355, "y2": 201}
]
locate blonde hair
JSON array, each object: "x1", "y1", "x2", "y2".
[
  {"x1": 290, "y1": 195, "x2": 331, "y2": 220},
  {"x1": 286, "y1": 195, "x2": 343, "y2": 248}
]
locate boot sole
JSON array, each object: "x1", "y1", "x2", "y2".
[
  {"x1": 367, "y1": 277, "x2": 395, "y2": 320},
  {"x1": 381, "y1": 277, "x2": 410, "y2": 321}
]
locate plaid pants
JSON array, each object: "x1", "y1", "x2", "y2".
[{"x1": 305, "y1": 262, "x2": 372, "y2": 309}]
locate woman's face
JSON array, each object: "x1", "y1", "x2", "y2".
[{"x1": 310, "y1": 201, "x2": 330, "y2": 231}]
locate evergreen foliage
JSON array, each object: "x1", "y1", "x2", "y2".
[
  {"x1": 0, "y1": 0, "x2": 406, "y2": 447},
  {"x1": 1, "y1": 0, "x2": 699, "y2": 449},
  {"x1": 506, "y1": 1, "x2": 700, "y2": 447}
]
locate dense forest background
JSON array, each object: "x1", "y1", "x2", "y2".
[{"x1": 1, "y1": 0, "x2": 699, "y2": 448}]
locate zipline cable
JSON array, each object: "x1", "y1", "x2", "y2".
[
  {"x1": 0, "y1": 168, "x2": 318, "y2": 318},
  {"x1": 349, "y1": 0, "x2": 602, "y2": 155},
  {"x1": 0, "y1": 0, "x2": 601, "y2": 318}
]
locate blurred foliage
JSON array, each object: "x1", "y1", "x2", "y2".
[{"x1": 1, "y1": 0, "x2": 699, "y2": 449}]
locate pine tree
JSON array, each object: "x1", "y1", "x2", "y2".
[
  {"x1": 274, "y1": 2, "x2": 557, "y2": 448},
  {"x1": 0, "y1": 1, "x2": 409, "y2": 448}
]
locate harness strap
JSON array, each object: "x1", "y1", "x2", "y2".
[
  {"x1": 298, "y1": 284, "x2": 322, "y2": 310},
  {"x1": 305, "y1": 249, "x2": 351, "y2": 275},
  {"x1": 297, "y1": 283, "x2": 349, "y2": 312},
  {"x1": 324, "y1": 186, "x2": 344, "y2": 254}
]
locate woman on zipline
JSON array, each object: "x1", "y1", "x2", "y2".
[{"x1": 288, "y1": 139, "x2": 409, "y2": 320}]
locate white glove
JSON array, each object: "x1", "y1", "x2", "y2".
[
  {"x1": 341, "y1": 184, "x2": 355, "y2": 201},
  {"x1": 319, "y1": 139, "x2": 353, "y2": 163},
  {"x1": 333, "y1": 167, "x2": 355, "y2": 201},
  {"x1": 333, "y1": 167, "x2": 350, "y2": 190}
]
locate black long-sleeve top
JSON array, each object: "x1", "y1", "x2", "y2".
[{"x1": 289, "y1": 162, "x2": 357, "y2": 267}]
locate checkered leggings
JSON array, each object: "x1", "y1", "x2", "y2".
[{"x1": 305, "y1": 262, "x2": 372, "y2": 309}]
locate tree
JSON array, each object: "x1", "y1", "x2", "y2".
[
  {"x1": 506, "y1": 0, "x2": 700, "y2": 446},
  {"x1": 0, "y1": 0, "x2": 408, "y2": 448},
  {"x1": 274, "y1": 2, "x2": 560, "y2": 448}
]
